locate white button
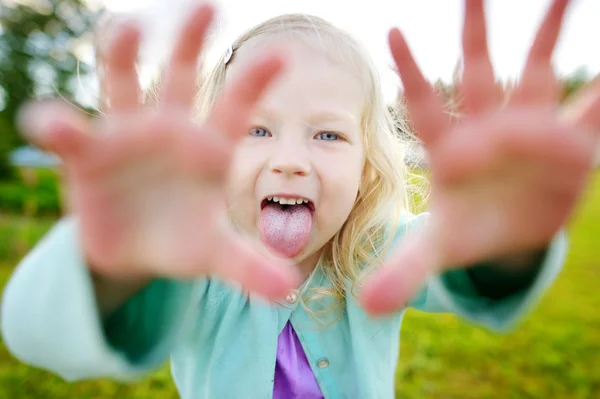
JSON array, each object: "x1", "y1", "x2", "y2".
[
  {"x1": 285, "y1": 291, "x2": 298, "y2": 304},
  {"x1": 317, "y1": 358, "x2": 329, "y2": 369}
]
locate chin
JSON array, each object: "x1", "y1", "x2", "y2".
[{"x1": 292, "y1": 243, "x2": 325, "y2": 270}]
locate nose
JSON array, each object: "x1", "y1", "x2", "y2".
[{"x1": 269, "y1": 137, "x2": 311, "y2": 177}]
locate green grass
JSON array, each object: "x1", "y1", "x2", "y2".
[
  {"x1": 1, "y1": 172, "x2": 600, "y2": 398},
  {"x1": 396, "y1": 173, "x2": 600, "y2": 399}
]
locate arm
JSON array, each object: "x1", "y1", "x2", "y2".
[
  {"x1": 1, "y1": 218, "x2": 202, "y2": 381},
  {"x1": 92, "y1": 273, "x2": 150, "y2": 320},
  {"x1": 466, "y1": 249, "x2": 547, "y2": 300},
  {"x1": 400, "y1": 213, "x2": 567, "y2": 331}
]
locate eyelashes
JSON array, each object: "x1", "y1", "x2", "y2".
[
  {"x1": 248, "y1": 126, "x2": 347, "y2": 142},
  {"x1": 249, "y1": 127, "x2": 271, "y2": 137},
  {"x1": 315, "y1": 132, "x2": 340, "y2": 141}
]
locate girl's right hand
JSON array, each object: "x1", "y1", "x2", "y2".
[{"x1": 17, "y1": 4, "x2": 299, "y2": 301}]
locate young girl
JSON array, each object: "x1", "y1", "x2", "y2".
[{"x1": 3, "y1": 1, "x2": 600, "y2": 398}]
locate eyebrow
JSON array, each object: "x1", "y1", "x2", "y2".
[
  {"x1": 308, "y1": 111, "x2": 359, "y2": 126},
  {"x1": 256, "y1": 107, "x2": 359, "y2": 127}
]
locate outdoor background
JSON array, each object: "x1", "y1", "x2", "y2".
[{"x1": 0, "y1": 0, "x2": 599, "y2": 398}]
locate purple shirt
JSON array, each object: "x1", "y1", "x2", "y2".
[{"x1": 273, "y1": 321, "x2": 324, "y2": 398}]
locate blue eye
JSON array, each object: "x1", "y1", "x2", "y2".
[
  {"x1": 315, "y1": 132, "x2": 340, "y2": 141},
  {"x1": 249, "y1": 127, "x2": 271, "y2": 137}
]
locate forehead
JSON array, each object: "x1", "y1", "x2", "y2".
[{"x1": 226, "y1": 35, "x2": 367, "y2": 121}]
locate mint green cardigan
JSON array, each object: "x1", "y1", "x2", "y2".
[{"x1": 1, "y1": 213, "x2": 566, "y2": 398}]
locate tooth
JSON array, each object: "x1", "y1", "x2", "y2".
[
  {"x1": 303, "y1": 199, "x2": 308, "y2": 204},
  {"x1": 268, "y1": 197, "x2": 273, "y2": 201},
  {"x1": 282, "y1": 198, "x2": 292, "y2": 205},
  {"x1": 296, "y1": 199, "x2": 303, "y2": 205},
  {"x1": 273, "y1": 196, "x2": 279, "y2": 202}
]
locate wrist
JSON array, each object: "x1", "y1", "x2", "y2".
[
  {"x1": 488, "y1": 247, "x2": 547, "y2": 272},
  {"x1": 90, "y1": 267, "x2": 152, "y2": 319},
  {"x1": 466, "y1": 247, "x2": 548, "y2": 300}
]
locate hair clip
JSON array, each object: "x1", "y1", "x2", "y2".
[{"x1": 224, "y1": 45, "x2": 234, "y2": 65}]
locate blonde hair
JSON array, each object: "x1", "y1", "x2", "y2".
[{"x1": 152, "y1": 14, "x2": 425, "y2": 321}]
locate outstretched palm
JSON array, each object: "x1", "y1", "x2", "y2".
[
  {"x1": 362, "y1": 0, "x2": 600, "y2": 314},
  {"x1": 19, "y1": 5, "x2": 298, "y2": 300}
]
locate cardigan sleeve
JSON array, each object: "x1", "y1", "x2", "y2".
[
  {"x1": 397, "y1": 213, "x2": 567, "y2": 331},
  {"x1": 1, "y1": 217, "x2": 206, "y2": 381}
]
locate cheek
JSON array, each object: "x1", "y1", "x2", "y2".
[
  {"x1": 226, "y1": 154, "x2": 245, "y2": 200},
  {"x1": 341, "y1": 161, "x2": 365, "y2": 213},
  {"x1": 319, "y1": 151, "x2": 365, "y2": 226},
  {"x1": 228, "y1": 145, "x2": 263, "y2": 192},
  {"x1": 226, "y1": 147, "x2": 264, "y2": 230}
]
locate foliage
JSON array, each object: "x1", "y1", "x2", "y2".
[
  {"x1": 0, "y1": 0, "x2": 98, "y2": 178},
  {"x1": 0, "y1": 171, "x2": 599, "y2": 398},
  {"x1": 0, "y1": 168, "x2": 62, "y2": 216},
  {"x1": 0, "y1": 213, "x2": 55, "y2": 262}
]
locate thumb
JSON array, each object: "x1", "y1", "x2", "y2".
[
  {"x1": 561, "y1": 78, "x2": 600, "y2": 133},
  {"x1": 360, "y1": 229, "x2": 440, "y2": 315},
  {"x1": 211, "y1": 230, "x2": 302, "y2": 301},
  {"x1": 17, "y1": 100, "x2": 93, "y2": 161}
]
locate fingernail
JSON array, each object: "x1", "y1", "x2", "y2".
[
  {"x1": 99, "y1": 16, "x2": 142, "y2": 58},
  {"x1": 16, "y1": 101, "x2": 56, "y2": 141}
]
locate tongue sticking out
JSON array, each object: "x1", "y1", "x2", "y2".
[{"x1": 260, "y1": 202, "x2": 313, "y2": 258}]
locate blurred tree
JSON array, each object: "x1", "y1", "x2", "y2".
[{"x1": 0, "y1": 0, "x2": 99, "y2": 179}]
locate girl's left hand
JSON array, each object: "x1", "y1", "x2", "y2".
[{"x1": 361, "y1": 0, "x2": 600, "y2": 315}]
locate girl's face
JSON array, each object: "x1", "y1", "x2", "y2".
[{"x1": 226, "y1": 38, "x2": 366, "y2": 273}]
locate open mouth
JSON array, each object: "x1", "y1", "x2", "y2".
[
  {"x1": 260, "y1": 196, "x2": 315, "y2": 214},
  {"x1": 259, "y1": 195, "x2": 315, "y2": 258}
]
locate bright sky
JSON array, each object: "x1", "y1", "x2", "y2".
[{"x1": 99, "y1": 0, "x2": 600, "y2": 103}]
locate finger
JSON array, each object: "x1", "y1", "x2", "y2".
[
  {"x1": 161, "y1": 4, "x2": 215, "y2": 111},
  {"x1": 561, "y1": 79, "x2": 600, "y2": 134},
  {"x1": 514, "y1": 0, "x2": 571, "y2": 104},
  {"x1": 460, "y1": 0, "x2": 502, "y2": 114},
  {"x1": 81, "y1": 115, "x2": 233, "y2": 182},
  {"x1": 205, "y1": 51, "x2": 286, "y2": 140},
  {"x1": 211, "y1": 231, "x2": 301, "y2": 301},
  {"x1": 16, "y1": 101, "x2": 93, "y2": 162},
  {"x1": 80, "y1": 115, "x2": 186, "y2": 176},
  {"x1": 102, "y1": 22, "x2": 143, "y2": 115},
  {"x1": 527, "y1": 0, "x2": 570, "y2": 66},
  {"x1": 388, "y1": 28, "x2": 447, "y2": 146},
  {"x1": 360, "y1": 230, "x2": 438, "y2": 315}
]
